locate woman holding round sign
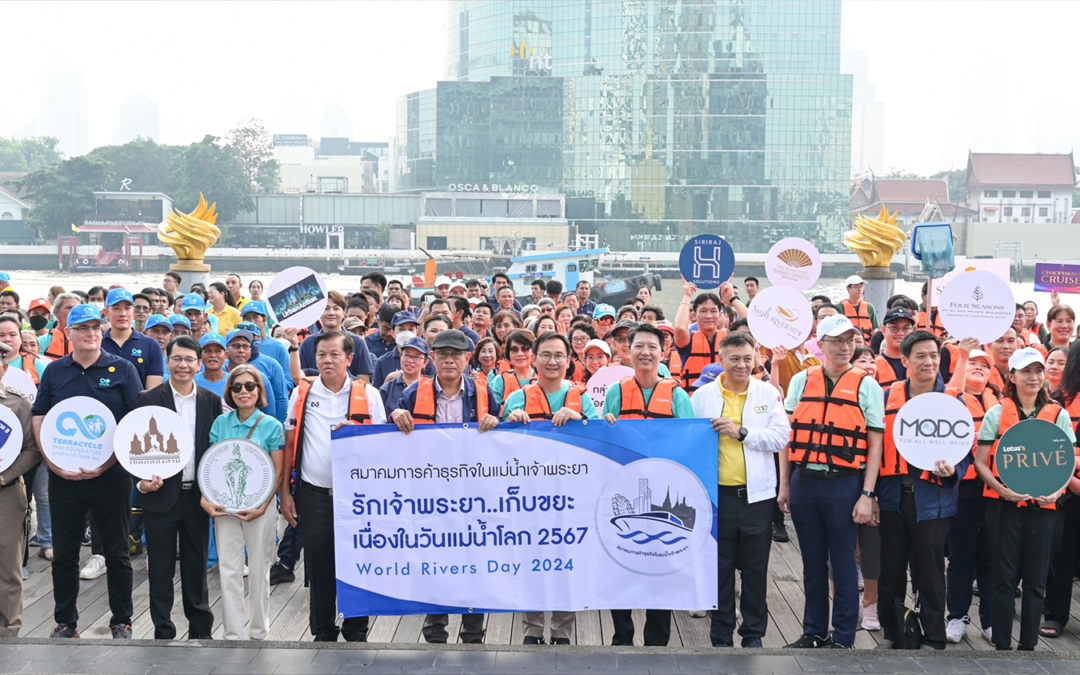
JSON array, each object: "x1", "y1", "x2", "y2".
[
  {"x1": 974, "y1": 347, "x2": 1077, "y2": 651},
  {"x1": 201, "y1": 364, "x2": 285, "y2": 641}
]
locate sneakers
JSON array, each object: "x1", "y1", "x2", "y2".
[
  {"x1": 981, "y1": 627, "x2": 993, "y2": 642},
  {"x1": 744, "y1": 638, "x2": 763, "y2": 648},
  {"x1": 110, "y1": 623, "x2": 132, "y2": 639},
  {"x1": 21, "y1": 567, "x2": 28, "y2": 581},
  {"x1": 785, "y1": 633, "x2": 832, "y2": 648},
  {"x1": 29, "y1": 534, "x2": 40, "y2": 547},
  {"x1": 523, "y1": 636, "x2": 544, "y2": 645},
  {"x1": 79, "y1": 554, "x2": 106, "y2": 580},
  {"x1": 81, "y1": 526, "x2": 91, "y2": 546},
  {"x1": 50, "y1": 624, "x2": 79, "y2": 639},
  {"x1": 828, "y1": 642, "x2": 854, "y2": 649},
  {"x1": 688, "y1": 610, "x2": 709, "y2": 618},
  {"x1": 772, "y1": 522, "x2": 790, "y2": 542},
  {"x1": 269, "y1": 562, "x2": 295, "y2": 585},
  {"x1": 861, "y1": 603, "x2": 880, "y2": 631},
  {"x1": 946, "y1": 616, "x2": 969, "y2": 643},
  {"x1": 129, "y1": 535, "x2": 144, "y2": 556},
  {"x1": 39, "y1": 546, "x2": 54, "y2": 562},
  {"x1": 551, "y1": 638, "x2": 571, "y2": 645}
]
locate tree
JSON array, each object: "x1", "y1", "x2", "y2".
[
  {"x1": 930, "y1": 168, "x2": 966, "y2": 199},
  {"x1": 12, "y1": 156, "x2": 112, "y2": 239},
  {"x1": 226, "y1": 119, "x2": 279, "y2": 193},
  {"x1": 374, "y1": 221, "x2": 392, "y2": 248},
  {"x1": 174, "y1": 135, "x2": 254, "y2": 225},
  {"x1": 882, "y1": 168, "x2": 925, "y2": 180},
  {"x1": 0, "y1": 137, "x2": 64, "y2": 172},
  {"x1": 88, "y1": 139, "x2": 183, "y2": 196}
]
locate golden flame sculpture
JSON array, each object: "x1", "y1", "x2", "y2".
[
  {"x1": 158, "y1": 193, "x2": 221, "y2": 262},
  {"x1": 844, "y1": 204, "x2": 906, "y2": 268}
]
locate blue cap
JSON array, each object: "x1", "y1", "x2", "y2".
[
  {"x1": 236, "y1": 321, "x2": 262, "y2": 338},
  {"x1": 241, "y1": 300, "x2": 268, "y2": 318},
  {"x1": 169, "y1": 315, "x2": 192, "y2": 330},
  {"x1": 181, "y1": 295, "x2": 205, "y2": 312},
  {"x1": 68, "y1": 304, "x2": 106, "y2": 326},
  {"x1": 401, "y1": 336, "x2": 430, "y2": 356},
  {"x1": 144, "y1": 314, "x2": 172, "y2": 332},
  {"x1": 199, "y1": 333, "x2": 226, "y2": 349},
  {"x1": 106, "y1": 288, "x2": 133, "y2": 307},
  {"x1": 225, "y1": 329, "x2": 254, "y2": 345},
  {"x1": 593, "y1": 303, "x2": 616, "y2": 320},
  {"x1": 692, "y1": 363, "x2": 725, "y2": 388},
  {"x1": 0, "y1": 272, "x2": 10, "y2": 283},
  {"x1": 392, "y1": 310, "x2": 419, "y2": 327}
]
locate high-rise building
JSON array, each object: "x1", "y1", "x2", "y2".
[
  {"x1": 114, "y1": 94, "x2": 160, "y2": 144},
  {"x1": 843, "y1": 50, "x2": 885, "y2": 176},
  {"x1": 39, "y1": 60, "x2": 89, "y2": 158},
  {"x1": 396, "y1": 0, "x2": 853, "y2": 252},
  {"x1": 322, "y1": 103, "x2": 353, "y2": 139}
]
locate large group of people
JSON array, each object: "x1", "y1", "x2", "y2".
[{"x1": 0, "y1": 266, "x2": 1077, "y2": 654}]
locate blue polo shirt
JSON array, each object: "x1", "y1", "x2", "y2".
[
  {"x1": 224, "y1": 356, "x2": 288, "y2": 422},
  {"x1": 209, "y1": 409, "x2": 285, "y2": 453},
  {"x1": 102, "y1": 329, "x2": 164, "y2": 388},
  {"x1": 379, "y1": 376, "x2": 413, "y2": 418},
  {"x1": 577, "y1": 299, "x2": 597, "y2": 316},
  {"x1": 257, "y1": 337, "x2": 294, "y2": 391},
  {"x1": 372, "y1": 346, "x2": 435, "y2": 389},
  {"x1": 32, "y1": 351, "x2": 141, "y2": 478},
  {"x1": 194, "y1": 370, "x2": 276, "y2": 418},
  {"x1": 299, "y1": 330, "x2": 373, "y2": 379},
  {"x1": 365, "y1": 331, "x2": 396, "y2": 362}
]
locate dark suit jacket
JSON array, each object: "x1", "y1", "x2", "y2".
[{"x1": 135, "y1": 382, "x2": 223, "y2": 513}]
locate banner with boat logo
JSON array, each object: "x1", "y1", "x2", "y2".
[{"x1": 331, "y1": 420, "x2": 719, "y2": 616}]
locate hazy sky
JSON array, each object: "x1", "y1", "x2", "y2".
[{"x1": 3, "y1": 1, "x2": 1076, "y2": 176}]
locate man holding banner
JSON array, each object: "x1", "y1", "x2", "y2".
[{"x1": 690, "y1": 331, "x2": 791, "y2": 649}]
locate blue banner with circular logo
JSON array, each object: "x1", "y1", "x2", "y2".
[{"x1": 678, "y1": 235, "x2": 735, "y2": 289}]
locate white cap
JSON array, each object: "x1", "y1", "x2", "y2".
[
  {"x1": 817, "y1": 314, "x2": 857, "y2": 338},
  {"x1": 436, "y1": 275, "x2": 453, "y2": 287},
  {"x1": 583, "y1": 339, "x2": 611, "y2": 357},
  {"x1": 467, "y1": 296, "x2": 480, "y2": 306},
  {"x1": 968, "y1": 349, "x2": 994, "y2": 366},
  {"x1": 1008, "y1": 347, "x2": 1046, "y2": 372},
  {"x1": 450, "y1": 279, "x2": 467, "y2": 290},
  {"x1": 845, "y1": 274, "x2": 864, "y2": 287}
]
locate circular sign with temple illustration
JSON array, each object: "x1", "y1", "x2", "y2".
[
  {"x1": 197, "y1": 439, "x2": 276, "y2": 514},
  {"x1": 113, "y1": 406, "x2": 194, "y2": 480}
]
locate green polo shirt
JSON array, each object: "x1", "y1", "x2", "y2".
[{"x1": 209, "y1": 409, "x2": 285, "y2": 452}]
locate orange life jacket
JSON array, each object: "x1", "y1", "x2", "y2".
[
  {"x1": 880, "y1": 381, "x2": 934, "y2": 480},
  {"x1": 20, "y1": 355, "x2": 39, "y2": 385},
  {"x1": 287, "y1": 376, "x2": 372, "y2": 478},
  {"x1": 1030, "y1": 321, "x2": 1044, "y2": 340},
  {"x1": 618, "y1": 376, "x2": 677, "y2": 419},
  {"x1": 500, "y1": 370, "x2": 536, "y2": 401},
  {"x1": 841, "y1": 299, "x2": 874, "y2": 341},
  {"x1": 946, "y1": 385, "x2": 1000, "y2": 480},
  {"x1": 680, "y1": 329, "x2": 726, "y2": 392},
  {"x1": 988, "y1": 366, "x2": 1006, "y2": 392},
  {"x1": 874, "y1": 354, "x2": 903, "y2": 389},
  {"x1": 43, "y1": 328, "x2": 70, "y2": 360},
  {"x1": 522, "y1": 383, "x2": 585, "y2": 420},
  {"x1": 412, "y1": 376, "x2": 490, "y2": 423},
  {"x1": 985, "y1": 397, "x2": 1063, "y2": 509},
  {"x1": 568, "y1": 358, "x2": 587, "y2": 384},
  {"x1": 666, "y1": 349, "x2": 683, "y2": 377},
  {"x1": 916, "y1": 309, "x2": 947, "y2": 338},
  {"x1": 789, "y1": 366, "x2": 870, "y2": 471}
]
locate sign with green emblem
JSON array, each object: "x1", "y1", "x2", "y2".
[
  {"x1": 996, "y1": 419, "x2": 1076, "y2": 499},
  {"x1": 197, "y1": 439, "x2": 276, "y2": 513}
]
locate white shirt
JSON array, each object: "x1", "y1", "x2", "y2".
[
  {"x1": 285, "y1": 376, "x2": 386, "y2": 488},
  {"x1": 171, "y1": 381, "x2": 199, "y2": 482},
  {"x1": 433, "y1": 376, "x2": 467, "y2": 424}
]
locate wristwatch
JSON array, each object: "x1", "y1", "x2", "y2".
[
  {"x1": 861, "y1": 489, "x2": 877, "y2": 498},
  {"x1": 288, "y1": 346, "x2": 299, "y2": 353},
  {"x1": 737, "y1": 427, "x2": 748, "y2": 442}
]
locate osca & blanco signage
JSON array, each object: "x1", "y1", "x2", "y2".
[{"x1": 447, "y1": 184, "x2": 540, "y2": 193}]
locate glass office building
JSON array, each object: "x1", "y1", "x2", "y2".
[{"x1": 396, "y1": 0, "x2": 852, "y2": 252}]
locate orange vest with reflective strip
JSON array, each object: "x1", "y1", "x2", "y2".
[
  {"x1": 413, "y1": 376, "x2": 490, "y2": 423},
  {"x1": 500, "y1": 370, "x2": 535, "y2": 401},
  {"x1": 916, "y1": 309, "x2": 947, "y2": 338},
  {"x1": 21, "y1": 355, "x2": 39, "y2": 385},
  {"x1": 287, "y1": 376, "x2": 371, "y2": 474},
  {"x1": 43, "y1": 328, "x2": 69, "y2": 360},
  {"x1": 680, "y1": 330, "x2": 725, "y2": 391},
  {"x1": 841, "y1": 299, "x2": 874, "y2": 341},
  {"x1": 874, "y1": 354, "x2": 902, "y2": 389},
  {"x1": 946, "y1": 385, "x2": 1000, "y2": 480},
  {"x1": 789, "y1": 366, "x2": 870, "y2": 471},
  {"x1": 568, "y1": 358, "x2": 586, "y2": 384},
  {"x1": 988, "y1": 366, "x2": 1006, "y2": 392},
  {"x1": 618, "y1": 376, "x2": 677, "y2": 419},
  {"x1": 881, "y1": 381, "x2": 933, "y2": 480},
  {"x1": 666, "y1": 349, "x2": 682, "y2": 377},
  {"x1": 985, "y1": 398, "x2": 1063, "y2": 509},
  {"x1": 522, "y1": 383, "x2": 585, "y2": 420}
]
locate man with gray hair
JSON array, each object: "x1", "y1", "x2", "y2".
[{"x1": 38, "y1": 293, "x2": 80, "y2": 360}]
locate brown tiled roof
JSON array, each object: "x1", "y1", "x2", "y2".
[
  {"x1": 875, "y1": 179, "x2": 950, "y2": 203},
  {"x1": 965, "y1": 152, "x2": 1077, "y2": 190}
]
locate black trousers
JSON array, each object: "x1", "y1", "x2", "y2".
[
  {"x1": 610, "y1": 609, "x2": 670, "y2": 646},
  {"x1": 50, "y1": 470, "x2": 132, "y2": 628},
  {"x1": 984, "y1": 500, "x2": 1057, "y2": 650},
  {"x1": 422, "y1": 613, "x2": 485, "y2": 643},
  {"x1": 276, "y1": 516, "x2": 303, "y2": 568},
  {"x1": 295, "y1": 481, "x2": 368, "y2": 641},
  {"x1": 711, "y1": 487, "x2": 772, "y2": 646},
  {"x1": 1044, "y1": 499, "x2": 1080, "y2": 627},
  {"x1": 878, "y1": 490, "x2": 950, "y2": 647},
  {"x1": 772, "y1": 455, "x2": 785, "y2": 527},
  {"x1": 144, "y1": 488, "x2": 213, "y2": 639}
]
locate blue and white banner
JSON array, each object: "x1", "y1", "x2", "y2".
[{"x1": 331, "y1": 420, "x2": 719, "y2": 617}]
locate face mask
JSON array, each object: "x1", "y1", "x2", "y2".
[
  {"x1": 395, "y1": 330, "x2": 416, "y2": 348},
  {"x1": 28, "y1": 316, "x2": 49, "y2": 331},
  {"x1": 90, "y1": 302, "x2": 105, "y2": 311},
  {"x1": 275, "y1": 337, "x2": 291, "y2": 350},
  {"x1": 249, "y1": 340, "x2": 261, "y2": 361}
]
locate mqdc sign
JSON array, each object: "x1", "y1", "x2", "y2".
[{"x1": 893, "y1": 393, "x2": 975, "y2": 471}]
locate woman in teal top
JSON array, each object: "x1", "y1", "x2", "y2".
[
  {"x1": 490, "y1": 329, "x2": 537, "y2": 406},
  {"x1": 201, "y1": 364, "x2": 284, "y2": 641}
]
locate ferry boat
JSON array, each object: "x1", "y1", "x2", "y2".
[{"x1": 504, "y1": 248, "x2": 662, "y2": 307}]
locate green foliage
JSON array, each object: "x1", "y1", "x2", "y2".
[
  {"x1": 226, "y1": 119, "x2": 279, "y2": 193},
  {"x1": 0, "y1": 137, "x2": 64, "y2": 172},
  {"x1": 173, "y1": 135, "x2": 254, "y2": 225},
  {"x1": 87, "y1": 139, "x2": 183, "y2": 195},
  {"x1": 12, "y1": 156, "x2": 112, "y2": 238},
  {"x1": 929, "y1": 168, "x2": 966, "y2": 198},
  {"x1": 374, "y1": 221, "x2": 392, "y2": 248}
]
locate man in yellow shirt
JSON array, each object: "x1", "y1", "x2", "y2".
[
  {"x1": 691, "y1": 332, "x2": 791, "y2": 649},
  {"x1": 207, "y1": 282, "x2": 242, "y2": 336}
]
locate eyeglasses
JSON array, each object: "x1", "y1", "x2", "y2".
[
  {"x1": 822, "y1": 337, "x2": 857, "y2": 346},
  {"x1": 168, "y1": 356, "x2": 199, "y2": 365},
  {"x1": 229, "y1": 382, "x2": 259, "y2": 393},
  {"x1": 71, "y1": 324, "x2": 102, "y2": 333},
  {"x1": 537, "y1": 353, "x2": 566, "y2": 363},
  {"x1": 884, "y1": 323, "x2": 913, "y2": 333},
  {"x1": 433, "y1": 349, "x2": 465, "y2": 360},
  {"x1": 509, "y1": 345, "x2": 530, "y2": 353},
  {"x1": 134, "y1": 306, "x2": 151, "y2": 313},
  {"x1": 401, "y1": 352, "x2": 427, "y2": 362},
  {"x1": 612, "y1": 335, "x2": 629, "y2": 344},
  {"x1": 571, "y1": 336, "x2": 589, "y2": 344},
  {"x1": 228, "y1": 343, "x2": 251, "y2": 351}
]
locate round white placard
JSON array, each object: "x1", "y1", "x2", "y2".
[
  {"x1": 746, "y1": 285, "x2": 814, "y2": 349},
  {"x1": 114, "y1": 406, "x2": 195, "y2": 480},
  {"x1": 585, "y1": 365, "x2": 634, "y2": 412},
  {"x1": 937, "y1": 270, "x2": 1015, "y2": 344},
  {"x1": 3, "y1": 367, "x2": 37, "y2": 402},
  {"x1": 266, "y1": 266, "x2": 329, "y2": 329},
  {"x1": 198, "y1": 439, "x2": 277, "y2": 513},
  {"x1": 0, "y1": 405, "x2": 25, "y2": 474},
  {"x1": 39, "y1": 396, "x2": 117, "y2": 473},
  {"x1": 892, "y1": 392, "x2": 975, "y2": 472},
  {"x1": 765, "y1": 237, "x2": 822, "y2": 291}
]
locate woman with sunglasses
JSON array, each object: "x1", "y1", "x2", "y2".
[
  {"x1": 490, "y1": 329, "x2": 537, "y2": 407},
  {"x1": 201, "y1": 364, "x2": 285, "y2": 641}
]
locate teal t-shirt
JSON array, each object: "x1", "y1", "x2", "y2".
[
  {"x1": 490, "y1": 371, "x2": 534, "y2": 407},
  {"x1": 602, "y1": 381, "x2": 695, "y2": 419},
  {"x1": 10, "y1": 354, "x2": 49, "y2": 378},
  {"x1": 209, "y1": 409, "x2": 285, "y2": 452},
  {"x1": 502, "y1": 383, "x2": 600, "y2": 421},
  {"x1": 977, "y1": 403, "x2": 1076, "y2": 445}
]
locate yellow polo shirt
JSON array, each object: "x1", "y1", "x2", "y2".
[
  {"x1": 209, "y1": 304, "x2": 242, "y2": 336},
  {"x1": 718, "y1": 374, "x2": 748, "y2": 486}
]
